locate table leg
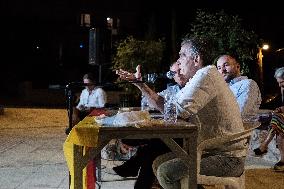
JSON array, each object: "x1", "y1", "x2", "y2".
[
  {"x1": 83, "y1": 139, "x2": 113, "y2": 184},
  {"x1": 162, "y1": 137, "x2": 197, "y2": 189},
  {"x1": 73, "y1": 144, "x2": 84, "y2": 189},
  {"x1": 96, "y1": 153, "x2": 102, "y2": 182},
  {"x1": 184, "y1": 136, "x2": 197, "y2": 189}
]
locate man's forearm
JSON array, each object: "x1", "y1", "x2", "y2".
[{"x1": 134, "y1": 83, "x2": 164, "y2": 112}]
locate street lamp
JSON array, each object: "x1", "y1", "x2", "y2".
[
  {"x1": 257, "y1": 44, "x2": 269, "y2": 88},
  {"x1": 257, "y1": 44, "x2": 269, "y2": 68}
]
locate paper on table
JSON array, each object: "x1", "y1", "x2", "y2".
[{"x1": 95, "y1": 110, "x2": 151, "y2": 127}]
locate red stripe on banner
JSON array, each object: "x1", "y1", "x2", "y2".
[{"x1": 87, "y1": 160, "x2": 96, "y2": 189}]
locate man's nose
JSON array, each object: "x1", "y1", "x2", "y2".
[
  {"x1": 220, "y1": 67, "x2": 226, "y2": 73},
  {"x1": 176, "y1": 68, "x2": 181, "y2": 73}
]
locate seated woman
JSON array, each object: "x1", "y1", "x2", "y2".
[
  {"x1": 72, "y1": 73, "x2": 107, "y2": 126},
  {"x1": 254, "y1": 67, "x2": 284, "y2": 171}
]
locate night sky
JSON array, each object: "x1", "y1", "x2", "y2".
[{"x1": 1, "y1": 0, "x2": 284, "y2": 96}]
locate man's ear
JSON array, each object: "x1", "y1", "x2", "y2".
[
  {"x1": 236, "y1": 63, "x2": 241, "y2": 73},
  {"x1": 236, "y1": 63, "x2": 240, "y2": 70},
  {"x1": 193, "y1": 55, "x2": 201, "y2": 67}
]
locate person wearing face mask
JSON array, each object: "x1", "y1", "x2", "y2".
[{"x1": 216, "y1": 54, "x2": 262, "y2": 117}]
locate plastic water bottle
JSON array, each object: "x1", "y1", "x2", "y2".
[
  {"x1": 163, "y1": 88, "x2": 177, "y2": 123},
  {"x1": 141, "y1": 95, "x2": 150, "y2": 111}
]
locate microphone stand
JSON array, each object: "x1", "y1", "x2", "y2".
[
  {"x1": 64, "y1": 82, "x2": 91, "y2": 135},
  {"x1": 65, "y1": 85, "x2": 76, "y2": 135},
  {"x1": 64, "y1": 83, "x2": 78, "y2": 188}
]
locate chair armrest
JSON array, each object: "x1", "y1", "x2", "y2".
[
  {"x1": 197, "y1": 128, "x2": 253, "y2": 152},
  {"x1": 196, "y1": 126, "x2": 256, "y2": 174},
  {"x1": 197, "y1": 121, "x2": 261, "y2": 152}
]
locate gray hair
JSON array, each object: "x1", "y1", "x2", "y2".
[
  {"x1": 181, "y1": 40, "x2": 198, "y2": 57},
  {"x1": 274, "y1": 67, "x2": 284, "y2": 79},
  {"x1": 181, "y1": 36, "x2": 215, "y2": 66}
]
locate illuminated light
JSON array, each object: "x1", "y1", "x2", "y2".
[
  {"x1": 262, "y1": 44, "x2": 269, "y2": 50},
  {"x1": 107, "y1": 17, "x2": 113, "y2": 28},
  {"x1": 80, "y1": 14, "x2": 90, "y2": 27},
  {"x1": 36, "y1": 46, "x2": 40, "y2": 49},
  {"x1": 276, "y1": 48, "x2": 284, "y2": 52},
  {"x1": 79, "y1": 44, "x2": 84, "y2": 48}
]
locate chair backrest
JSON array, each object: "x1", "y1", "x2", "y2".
[{"x1": 195, "y1": 120, "x2": 260, "y2": 189}]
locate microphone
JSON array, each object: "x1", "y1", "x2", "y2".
[{"x1": 166, "y1": 70, "x2": 176, "y2": 80}]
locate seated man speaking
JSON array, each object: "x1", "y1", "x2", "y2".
[{"x1": 118, "y1": 36, "x2": 246, "y2": 189}]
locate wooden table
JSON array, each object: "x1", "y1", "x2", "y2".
[{"x1": 64, "y1": 116, "x2": 198, "y2": 189}]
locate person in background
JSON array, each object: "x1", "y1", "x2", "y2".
[
  {"x1": 216, "y1": 54, "x2": 262, "y2": 117},
  {"x1": 113, "y1": 62, "x2": 187, "y2": 189},
  {"x1": 158, "y1": 62, "x2": 187, "y2": 98},
  {"x1": 72, "y1": 73, "x2": 107, "y2": 125},
  {"x1": 154, "y1": 37, "x2": 245, "y2": 189},
  {"x1": 254, "y1": 67, "x2": 284, "y2": 171},
  {"x1": 117, "y1": 62, "x2": 187, "y2": 112}
]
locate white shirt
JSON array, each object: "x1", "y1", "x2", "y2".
[
  {"x1": 175, "y1": 65, "x2": 245, "y2": 157},
  {"x1": 158, "y1": 84, "x2": 181, "y2": 98},
  {"x1": 76, "y1": 87, "x2": 107, "y2": 109},
  {"x1": 229, "y1": 76, "x2": 262, "y2": 117}
]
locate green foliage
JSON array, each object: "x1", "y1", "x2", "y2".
[
  {"x1": 112, "y1": 36, "x2": 165, "y2": 94},
  {"x1": 185, "y1": 9, "x2": 259, "y2": 74},
  {"x1": 112, "y1": 36, "x2": 165, "y2": 73}
]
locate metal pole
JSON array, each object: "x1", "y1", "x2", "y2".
[
  {"x1": 257, "y1": 47, "x2": 264, "y2": 92},
  {"x1": 99, "y1": 65, "x2": 102, "y2": 84},
  {"x1": 65, "y1": 89, "x2": 74, "y2": 135}
]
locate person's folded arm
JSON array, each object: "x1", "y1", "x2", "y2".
[{"x1": 134, "y1": 83, "x2": 164, "y2": 112}]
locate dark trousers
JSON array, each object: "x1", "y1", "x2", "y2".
[{"x1": 121, "y1": 138, "x2": 183, "y2": 189}]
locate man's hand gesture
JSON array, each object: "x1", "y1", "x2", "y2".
[{"x1": 116, "y1": 65, "x2": 142, "y2": 81}]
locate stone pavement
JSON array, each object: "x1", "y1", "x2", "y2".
[
  {"x1": 0, "y1": 108, "x2": 280, "y2": 189},
  {"x1": 0, "y1": 123, "x2": 137, "y2": 189},
  {"x1": 0, "y1": 120, "x2": 69, "y2": 189},
  {"x1": 0, "y1": 108, "x2": 137, "y2": 189}
]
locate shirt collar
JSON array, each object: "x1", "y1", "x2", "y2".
[{"x1": 228, "y1": 76, "x2": 248, "y2": 86}]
